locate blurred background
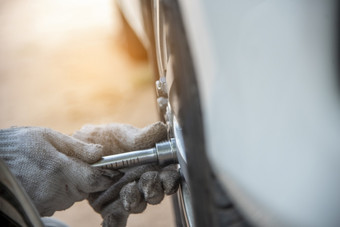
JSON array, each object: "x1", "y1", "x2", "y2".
[{"x1": 0, "y1": 0, "x2": 174, "y2": 226}]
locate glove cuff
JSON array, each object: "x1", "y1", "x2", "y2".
[{"x1": 0, "y1": 127, "x2": 23, "y2": 160}]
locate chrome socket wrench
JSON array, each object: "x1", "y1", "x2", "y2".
[{"x1": 91, "y1": 138, "x2": 178, "y2": 169}]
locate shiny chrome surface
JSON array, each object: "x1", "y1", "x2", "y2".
[
  {"x1": 155, "y1": 76, "x2": 168, "y2": 98},
  {"x1": 177, "y1": 180, "x2": 195, "y2": 227},
  {"x1": 173, "y1": 116, "x2": 189, "y2": 183},
  {"x1": 153, "y1": 0, "x2": 168, "y2": 77},
  {"x1": 92, "y1": 139, "x2": 178, "y2": 169},
  {"x1": 156, "y1": 138, "x2": 178, "y2": 166},
  {"x1": 162, "y1": 56, "x2": 192, "y2": 226}
]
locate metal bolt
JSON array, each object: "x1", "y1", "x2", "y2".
[
  {"x1": 157, "y1": 97, "x2": 168, "y2": 113},
  {"x1": 155, "y1": 76, "x2": 168, "y2": 97}
]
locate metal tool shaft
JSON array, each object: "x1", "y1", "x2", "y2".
[{"x1": 91, "y1": 138, "x2": 178, "y2": 169}]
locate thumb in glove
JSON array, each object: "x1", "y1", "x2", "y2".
[
  {"x1": 72, "y1": 121, "x2": 168, "y2": 156},
  {"x1": 0, "y1": 127, "x2": 121, "y2": 216}
]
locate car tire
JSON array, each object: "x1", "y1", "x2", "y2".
[{"x1": 160, "y1": 1, "x2": 251, "y2": 226}]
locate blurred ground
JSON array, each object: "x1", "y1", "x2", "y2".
[{"x1": 0, "y1": 0, "x2": 175, "y2": 226}]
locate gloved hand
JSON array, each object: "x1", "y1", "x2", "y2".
[
  {"x1": 0, "y1": 127, "x2": 121, "y2": 216},
  {"x1": 73, "y1": 122, "x2": 180, "y2": 227}
]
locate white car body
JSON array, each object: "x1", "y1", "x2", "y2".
[
  {"x1": 119, "y1": 1, "x2": 340, "y2": 226},
  {"x1": 180, "y1": 1, "x2": 340, "y2": 226}
]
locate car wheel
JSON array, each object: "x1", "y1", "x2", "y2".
[{"x1": 153, "y1": 0, "x2": 251, "y2": 226}]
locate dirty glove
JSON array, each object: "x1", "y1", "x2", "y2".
[
  {"x1": 0, "y1": 127, "x2": 121, "y2": 216},
  {"x1": 73, "y1": 122, "x2": 180, "y2": 227}
]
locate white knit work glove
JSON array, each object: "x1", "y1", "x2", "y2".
[
  {"x1": 73, "y1": 122, "x2": 180, "y2": 227},
  {"x1": 0, "y1": 127, "x2": 120, "y2": 216}
]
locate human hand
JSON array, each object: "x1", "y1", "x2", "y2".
[
  {"x1": 0, "y1": 127, "x2": 121, "y2": 216},
  {"x1": 73, "y1": 122, "x2": 180, "y2": 227}
]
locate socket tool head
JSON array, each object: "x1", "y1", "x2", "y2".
[{"x1": 91, "y1": 138, "x2": 178, "y2": 169}]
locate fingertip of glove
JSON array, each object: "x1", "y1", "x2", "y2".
[
  {"x1": 138, "y1": 171, "x2": 164, "y2": 205},
  {"x1": 81, "y1": 143, "x2": 104, "y2": 163},
  {"x1": 120, "y1": 182, "x2": 147, "y2": 213},
  {"x1": 151, "y1": 121, "x2": 167, "y2": 128},
  {"x1": 160, "y1": 170, "x2": 181, "y2": 195},
  {"x1": 134, "y1": 122, "x2": 167, "y2": 149},
  {"x1": 148, "y1": 122, "x2": 167, "y2": 136},
  {"x1": 102, "y1": 212, "x2": 129, "y2": 227}
]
